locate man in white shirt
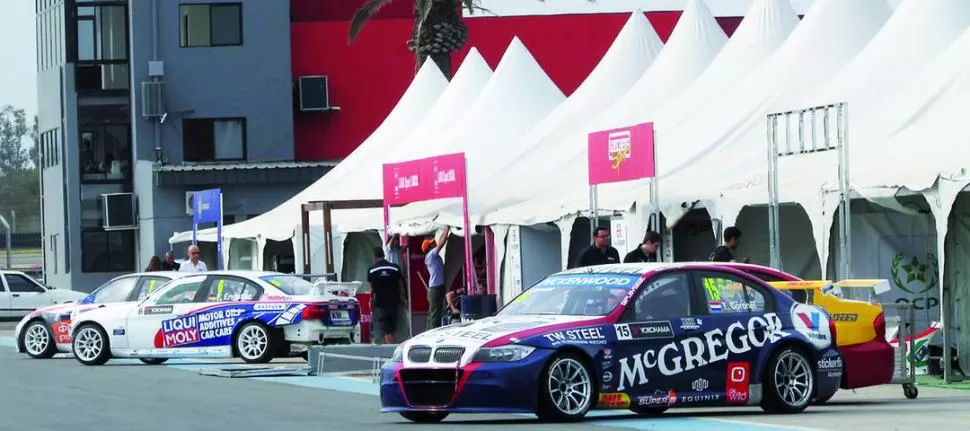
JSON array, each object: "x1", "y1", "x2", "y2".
[
  {"x1": 383, "y1": 234, "x2": 403, "y2": 266},
  {"x1": 179, "y1": 244, "x2": 208, "y2": 272}
]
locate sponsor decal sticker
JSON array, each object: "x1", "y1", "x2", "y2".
[
  {"x1": 614, "y1": 321, "x2": 673, "y2": 341},
  {"x1": 708, "y1": 301, "x2": 724, "y2": 313},
  {"x1": 831, "y1": 313, "x2": 858, "y2": 322},
  {"x1": 617, "y1": 313, "x2": 788, "y2": 391},
  {"x1": 679, "y1": 392, "x2": 721, "y2": 404},
  {"x1": 603, "y1": 348, "x2": 613, "y2": 360},
  {"x1": 143, "y1": 305, "x2": 174, "y2": 315},
  {"x1": 691, "y1": 378, "x2": 709, "y2": 392},
  {"x1": 542, "y1": 327, "x2": 607, "y2": 345},
  {"x1": 253, "y1": 303, "x2": 289, "y2": 311},
  {"x1": 112, "y1": 328, "x2": 125, "y2": 336},
  {"x1": 791, "y1": 303, "x2": 832, "y2": 349},
  {"x1": 818, "y1": 357, "x2": 843, "y2": 370},
  {"x1": 158, "y1": 308, "x2": 245, "y2": 347},
  {"x1": 637, "y1": 390, "x2": 677, "y2": 407},
  {"x1": 726, "y1": 361, "x2": 750, "y2": 405},
  {"x1": 680, "y1": 317, "x2": 701, "y2": 330},
  {"x1": 447, "y1": 330, "x2": 492, "y2": 340},
  {"x1": 603, "y1": 371, "x2": 613, "y2": 383},
  {"x1": 597, "y1": 392, "x2": 631, "y2": 408},
  {"x1": 537, "y1": 274, "x2": 639, "y2": 288},
  {"x1": 53, "y1": 321, "x2": 71, "y2": 344}
]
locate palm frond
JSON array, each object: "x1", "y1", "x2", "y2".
[{"x1": 349, "y1": 0, "x2": 396, "y2": 43}]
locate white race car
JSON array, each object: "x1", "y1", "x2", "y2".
[
  {"x1": 68, "y1": 271, "x2": 360, "y2": 366},
  {"x1": 15, "y1": 271, "x2": 184, "y2": 359}
]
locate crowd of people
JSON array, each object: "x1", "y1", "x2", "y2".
[
  {"x1": 574, "y1": 225, "x2": 748, "y2": 268},
  {"x1": 143, "y1": 244, "x2": 209, "y2": 273}
]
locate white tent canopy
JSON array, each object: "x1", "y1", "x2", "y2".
[
  {"x1": 479, "y1": 0, "x2": 731, "y2": 226},
  {"x1": 169, "y1": 59, "x2": 451, "y2": 244},
  {"x1": 337, "y1": 37, "x2": 567, "y2": 234},
  {"x1": 392, "y1": 9, "x2": 666, "y2": 230}
]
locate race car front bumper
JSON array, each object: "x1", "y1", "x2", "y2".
[{"x1": 379, "y1": 349, "x2": 553, "y2": 414}]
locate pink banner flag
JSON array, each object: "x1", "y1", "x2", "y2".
[
  {"x1": 587, "y1": 122, "x2": 656, "y2": 185},
  {"x1": 382, "y1": 153, "x2": 467, "y2": 206}
]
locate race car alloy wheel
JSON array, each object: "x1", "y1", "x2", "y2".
[
  {"x1": 236, "y1": 322, "x2": 275, "y2": 364},
  {"x1": 537, "y1": 353, "x2": 594, "y2": 422},
  {"x1": 21, "y1": 321, "x2": 57, "y2": 359},
  {"x1": 762, "y1": 347, "x2": 814, "y2": 414},
  {"x1": 73, "y1": 324, "x2": 111, "y2": 366}
]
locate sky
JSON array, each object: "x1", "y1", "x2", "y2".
[{"x1": 0, "y1": 1, "x2": 37, "y2": 117}]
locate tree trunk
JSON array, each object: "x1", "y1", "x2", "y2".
[{"x1": 412, "y1": 0, "x2": 465, "y2": 80}]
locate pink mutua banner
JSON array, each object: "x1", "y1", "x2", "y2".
[
  {"x1": 382, "y1": 153, "x2": 467, "y2": 206},
  {"x1": 587, "y1": 122, "x2": 656, "y2": 185}
]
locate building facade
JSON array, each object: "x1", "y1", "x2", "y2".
[{"x1": 36, "y1": 0, "x2": 333, "y2": 291}]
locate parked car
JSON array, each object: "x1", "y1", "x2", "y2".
[
  {"x1": 380, "y1": 262, "x2": 841, "y2": 423},
  {"x1": 14, "y1": 271, "x2": 183, "y2": 359},
  {"x1": 716, "y1": 263, "x2": 897, "y2": 402},
  {"x1": 1, "y1": 270, "x2": 87, "y2": 318},
  {"x1": 68, "y1": 271, "x2": 360, "y2": 366}
]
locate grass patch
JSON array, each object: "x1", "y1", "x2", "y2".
[{"x1": 916, "y1": 374, "x2": 970, "y2": 390}]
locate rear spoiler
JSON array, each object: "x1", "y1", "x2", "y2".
[{"x1": 768, "y1": 279, "x2": 891, "y2": 296}]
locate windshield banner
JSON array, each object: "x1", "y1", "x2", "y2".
[{"x1": 537, "y1": 274, "x2": 640, "y2": 288}]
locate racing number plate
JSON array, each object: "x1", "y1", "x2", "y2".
[{"x1": 330, "y1": 310, "x2": 349, "y2": 323}]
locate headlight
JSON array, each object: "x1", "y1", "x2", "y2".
[
  {"x1": 472, "y1": 345, "x2": 536, "y2": 362},
  {"x1": 390, "y1": 345, "x2": 404, "y2": 362}
]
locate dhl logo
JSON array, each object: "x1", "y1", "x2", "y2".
[{"x1": 598, "y1": 392, "x2": 631, "y2": 408}]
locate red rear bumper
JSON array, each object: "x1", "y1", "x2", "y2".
[{"x1": 841, "y1": 340, "x2": 895, "y2": 389}]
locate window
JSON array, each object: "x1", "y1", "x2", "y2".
[
  {"x1": 76, "y1": 5, "x2": 127, "y2": 61},
  {"x1": 698, "y1": 273, "x2": 770, "y2": 314},
  {"x1": 203, "y1": 277, "x2": 262, "y2": 302},
  {"x1": 182, "y1": 118, "x2": 246, "y2": 162},
  {"x1": 79, "y1": 125, "x2": 132, "y2": 181},
  {"x1": 91, "y1": 276, "x2": 139, "y2": 303},
  {"x1": 154, "y1": 277, "x2": 206, "y2": 305},
  {"x1": 623, "y1": 273, "x2": 692, "y2": 322},
  {"x1": 81, "y1": 230, "x2": 135, "y2": 273},
  {"x1": 135, "y1": 276, "x2": 174, "y2": 301},
  {"x1": 180, "y1": 3, "x2": 242, "y2": 47},
  {"x1": 4, "y1": 274, "x2": 47, "y2": 293},
  {"x1": 260, "y1": 275, "x2": 314, "y2": 296}
]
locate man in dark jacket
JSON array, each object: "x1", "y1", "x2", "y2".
[
  {"x1": 367, "y1": 247, "x2": 406, "y2": 343},
  {"x1": 624, "y1": 230, "x2": 661, "y2": 263},
  {"x1": 575, "y1": 226, "x2": 620, "y2": 268},
  {"x1": 710, "y1": 226, "x2": 750, "y2": 263}
]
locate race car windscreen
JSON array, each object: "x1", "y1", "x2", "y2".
[
  {"x1": 498, "y1": 273, "x2": 640, "y2": 317},
  {"x1": 260, "y1": 275, "x2": 314, "y2": 295}
]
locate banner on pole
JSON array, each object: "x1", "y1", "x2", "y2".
[
  {"x1": 382, "y1": 153, "x2": 467, "y2": 206},
  {"x1": 587, "y1": 122, "x2": 656, "y2": 185},
  {"x1": 192, "y1": 188, "x2": 223, "y2": 270}
]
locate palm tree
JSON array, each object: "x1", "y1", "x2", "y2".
[{"x1": 349, "y1": 0, "x2": 593, "y2": 79}]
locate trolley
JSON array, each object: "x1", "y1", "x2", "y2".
[{"x1": 881, "y1": 302, "x2": 919, "y2": 399}]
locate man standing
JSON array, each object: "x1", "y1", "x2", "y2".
[
  {"x1": 384, "y1": 234, "x2": 403, "y2": 266},
  {"x1": 423, "y1": 226, "x2": 449, "y2": 330},
  {"x1": 179, "y1": 244, "x2": 208, "y2": 272},
  {"x1": 367, "y1": 247, "x2": 406, "y2": 344},
  {"x1": 710, "y1": 226, "x2": 750, "y2": 263},
  {"x1": 160, "y1": 251, "x2": 180, "y2": 271},
  {"x1": 624, "y1": 230, "x2": 662, "y2": 263},
  {"x1": 575, "y1": 226, "x2": 620, "y2": 268}
]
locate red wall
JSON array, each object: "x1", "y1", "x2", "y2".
[{"x1": 290, "y1": 9, "x2": 743, "y2": 161}]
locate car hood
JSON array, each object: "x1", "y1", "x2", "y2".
[
  {"x1": 403, "y1": 314, "x2": 601, "y2": 356},
  {"x1": 52, "y1": 290, "x2": 88, "y2": 303}
]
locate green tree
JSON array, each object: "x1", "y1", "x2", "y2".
[
  {"x1": 0, "y1": 105, "x2": 30, "y2": 172},
  {"x1": 349, "y1": 0, "x2": 592, "y2": 79},
  {"x1": 29, "y1": 115, "x2": 38, "y2": 169}
]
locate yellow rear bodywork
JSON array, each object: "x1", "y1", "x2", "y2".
[{"x1": 768, "y1": 280, "x2": 887, "y2": 347}]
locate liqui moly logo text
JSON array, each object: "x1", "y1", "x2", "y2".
[
  {"x1": 616, "y1": 314, "x2": 789, "y2": 391},
  {"x1": 161, "y1": 315, "x2": 200, "y2": 347}
]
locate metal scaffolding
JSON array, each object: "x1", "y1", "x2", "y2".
[{"x1": 766, "y1": 103, "x2": 851, "y2": 279}]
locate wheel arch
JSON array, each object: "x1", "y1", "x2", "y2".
[{"x1": 17, "y1": 317, "x2": 48, "y2": 352}]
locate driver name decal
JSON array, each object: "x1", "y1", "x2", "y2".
[{"x1": 616, "y1": 313, "x2": 789, "y2": 391}]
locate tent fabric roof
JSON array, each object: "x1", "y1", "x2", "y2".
[
  {"x1": 393, "y1": 9, "x2": 666, "y2": 230},
  {"x1": 169, "y1": 58, "x2": 450, "y2": 244},
  {"x1": 336, "y1": 36, "x2": 567, "y2": 234},
  {"x1": 479, "y1": 0, "x2": 731, "y2": 226},
  {"x1": 719, "y1": 0, "x2": 970, "y2": 206}
]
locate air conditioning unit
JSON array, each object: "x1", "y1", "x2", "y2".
[
  {"x1": 102, "y1": 193, "x2": 137, "y2": 231},
  {"x1": 298, "y1": 76, "x2": 332, "y2": 112},
  {"x1": 185, "y1": 191, "x2": 195, "y2": 216}
]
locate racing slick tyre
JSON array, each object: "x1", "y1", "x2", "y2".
[
  {"x1": 139, "y1": 358, "x2": 169, "y2": 365},
  {"x1": 536, "y1": 352, "x2": 595, "y2": 422},
  {"x1": 20, "y1": 320, "x2": 57, "y2": 359},
  {"x1": 235, "y1": 322, "x2": 277, "y2": 364},
  {"x1": 72, "y1": 324, "x2": 111, "y2": 366},
  {"x1": 399, "y1": 412, "x2": 449, "y2": 423},
  {"x1": 761, "y1": 347, "x2": 815, "y2": 414}
]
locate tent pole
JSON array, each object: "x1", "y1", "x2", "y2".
[{"x1": 766, "y1": 114, "x2": 781, "y2": 269}]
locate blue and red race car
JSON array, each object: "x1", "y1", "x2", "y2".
[{"x1": 380, "y1": 262, "x2": 841, "y2": 423}]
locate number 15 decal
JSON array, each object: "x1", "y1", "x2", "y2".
[{"x1": 614, "y1": 324, "x2": 632, "y2": 340}]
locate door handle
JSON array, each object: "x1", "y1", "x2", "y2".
[{"x1": 12, "y1": 294, "x2": 20, "y2": 297}]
